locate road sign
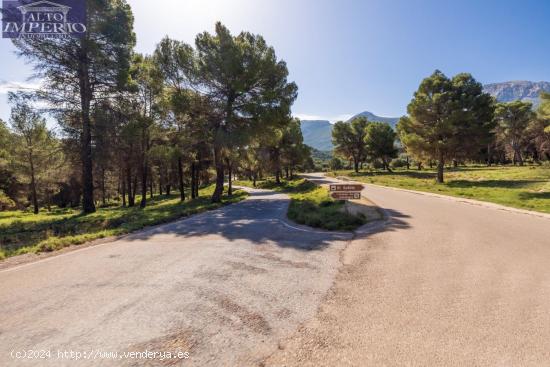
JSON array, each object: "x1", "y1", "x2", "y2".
[
  {"x1": 331, "y1": 192, "x2": 361, "y2": 200},
  {"x1": 329, "y1": 184, "x2": 364, "y2": 192}
]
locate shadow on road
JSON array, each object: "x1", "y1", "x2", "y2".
[
  {"x1": 121, "y1": 189, "x2": 413, "y2": 252},
  {"x1": 123, "y1": 190, "x2": 350, "y2": 251},
  {"x1": 356, "y1": 208, "x2": 411, "y2": 240}
]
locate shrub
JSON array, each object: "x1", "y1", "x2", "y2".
[{"x1": 0, "y1": 190, "x2": 16, "y2": 211}]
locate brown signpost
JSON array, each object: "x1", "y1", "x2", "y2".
[
  {"x1": 329, "y1": 184, "x2": 364, "y2": 192},
  {"x1": 331, "y1": 192, "x2": 361, "y2": 200}
]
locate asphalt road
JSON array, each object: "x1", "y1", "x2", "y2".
[
  {"x1": 0, "y1": 188, "x2": 351, "y2": 367},
  {"x1": 265, "y1": 173, "x2": 550, "y2": 366}
]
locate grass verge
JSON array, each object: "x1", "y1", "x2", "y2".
[
  {"x1": 0, "y1": 186, "x2": 248, "y2": 260},
  {"x1": 235, "y1": 179, "x2": 367, "y2": 231},
  {"x1": 328, "y1": 165, "x2": 550, "y2": 214}
]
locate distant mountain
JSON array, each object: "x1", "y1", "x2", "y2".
[
  {"x1": 346, "y1": 111, "x2": 400, "y2": 129},
  {"x1": 300, "y1": 120, "x2": 333, "y2": 151},
  {"x1": 483, "y1": 81, "x2": 550, "y2": 107},
  {"x1": 300, "y1": 111, "x2": 400, "y2": 151}
]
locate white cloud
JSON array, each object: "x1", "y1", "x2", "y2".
[
  {"x1": 294, "y1": 113, "x2": 354, "y2": 124},
  {"x1": 0, "y1": 80, "x2": 40, "y2": 94}
]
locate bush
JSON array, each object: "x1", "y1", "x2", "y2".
[
  {"x1": 371, "y1": 160, "x2": 385, "y2": 169},
  {"x1": 391, "y1": 158, "x2": 409, "y2": 168},
  {"x1": 0, "y1": 190, "x2": 16, "y2": 211},
  {"x1": 286, "y1": 182, "x2": 367, "y2": 231},
  {"x1": 329, "y1": 157, "x2": 344, "y2": 171}
]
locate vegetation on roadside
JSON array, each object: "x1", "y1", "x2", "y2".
[
  {"x1": 329, "y1": 165, "x2": 550, "y2": 213},
  {"x1": 235, "y1": 179, "x2": 367, "y2": 231},
  {"x1": 0, "y1": 186, "x2": 247, "y2": 260}
]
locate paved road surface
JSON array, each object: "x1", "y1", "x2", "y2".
[
  {"x1": 0, "y1": 188, "x2": 351, "y2": 367},
  {"x1": 265, "y1": 173, "x2": 550, "y2": 366}
]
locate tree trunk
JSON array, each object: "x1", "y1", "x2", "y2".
[
  {"x1": 253, "y1": 173, "x2": 257, "y2": 187},
  {"x1": 101, "y1": 168, "x2": 106, "y2": 206},
  {"x1": 406, "y1": 156, "x2": 410, "y2": 170},
  {"x1": 140, "y1": 163, "x2": 147, "y2": 209},
  {"x1": 178, "y1": 157, "x2": 185, "y2": 202},
  {"x1": 29, "y1": 154, "x2": 39, "y2": 214},
  {"x1": 191, "y1": 162, "x2": 197, "y2": 199},
  {"x1": 194, "y1": 162, "x2": 200, "y2": 198},
  {"x1": 158, "y1": 166, "x2": 163, "y2": 195},
  {"x1": 514, "y1": 147, "x2": 524, "y2": 166},
  {"x1": 211, "y1": 147, "x2": 224, "y2": 203},
  {"x1": 127, "y1": 166, "x2": 134, "y2": 207},
  {"x1": 353, "y1": 159, "x2": 359, "y2": 173},
  {"x1": 121, "y1": 172, "x2": 126, "y2": 207},
  {"x1": 384, "y1": 157, "x2": 393, "y2": 172},
  {"x1": 132, "y1": 173, "x2": 138, "y2": 203},
  {"x1": 437, "y1": 152, "x2": 445, "y2": 183},
  {"x1": 228, "y1": 164, "x2": 233, "y2": 196},
  {"x1": 78, "y1": 46, "x2": 95, "y2": 214},
  {"x1": 149, "y1": 172, "x2": 154, "y2": 199},
  {"x1": 275, "y1": 169, "x2": 281, "y2": 184},
  {"x1": 417, "y1": 162, "x2": 422, "y2": 170},
  {"x1": 140, "y1": 130, "x2": 149, "y2": 208}
]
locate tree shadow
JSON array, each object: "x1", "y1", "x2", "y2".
[
  {"x1": 300, "y1": 173, "x2": 344, "y2": 185},
  {"x1": 352, "y1": 171, "x2": 436, "y2": 180},
  {"x1": 518, "y1": 191, "x2": 550, "y2": 200},
  {"x1": 446, "y1": 180, "x2": 544, "y2": 189},
  {"x1": 355, "y1": 208, "x2": 411, "y2": 240},
  {"x1": 123, "y1": 190, "x2": 412, "y2": 252}
]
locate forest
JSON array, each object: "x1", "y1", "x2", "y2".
[{"x1": 0, "y1": 2, "x2": 312, "y2": 215}]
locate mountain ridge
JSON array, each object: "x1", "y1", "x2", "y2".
[
  {"x1": 483, "y1": 80, "x2": 550, "y2": 106},
  {"x1": 301, "y1": 80, "x2": 550, "y2": 152},
  {"x1": 300, "y1": 111, "x2": 400, "y2": 151}
]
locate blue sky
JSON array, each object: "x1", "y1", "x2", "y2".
[{"x1": 1, "y1": 0, "x2": 550, "y2": 124}]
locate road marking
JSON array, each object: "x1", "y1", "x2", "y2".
[{"x1": 276, "y1": 219, "x2": 352, "y2": 237}]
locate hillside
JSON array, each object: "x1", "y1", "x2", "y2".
[
  {"x1": 300, "y1": 111, "x2": 400, "y2": 151},
  {"x1": 484, "y1": 81, "x2": 550, "y2": 107},
  {"x1": 346, "y1": 111, "x2": 400, "y2": 128},
  {"x1": 300, "y1": 120, "x2": 333, "y2": 151}
]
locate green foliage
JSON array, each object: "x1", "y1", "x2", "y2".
[
  {"x1": 329, "y1": 157, "x2": 345, "y2": 171},
  {"x1": 398, "y1": 70, "x2": 494, "y2": 182},
  {"x1": 332, "y1": 117, "x2": 370, "y2": 172},
  {"x1": 535, "y1": 92, "x2": 550, "y2": 155},
  {"x1": 364, "y1": 122, "x2": 397, "y2": 171},
  {"x1": 156, "y1": 22, "x2": 297, "y2": 202},
  {"x1": 287, "y1": 183, "x2": 366, "y2": 231},
  {"x1": 0, "y1": 119, "x2": 19, "y2": 203},
  {"x1": 8, "y1": 93, "x2": 62, "y2": 214},
  {"x1": 494, "y1": 101, "x2": 536, "y2": 165},
  {"x1": 12, "y1": 0, "x2": 137, "y2": 214},
  {"x1": 538, "y1": 92, "x2": 550, "y2": 122},
  {"x1": 0, "y1": 186, "x2": 247, "y2": 259},
  {"x1": 0, "y1": 190, "x2": 16, "y2": 211},
  {"x1": 330, "y1": 165, "x2": 550, "y2": 213}
]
